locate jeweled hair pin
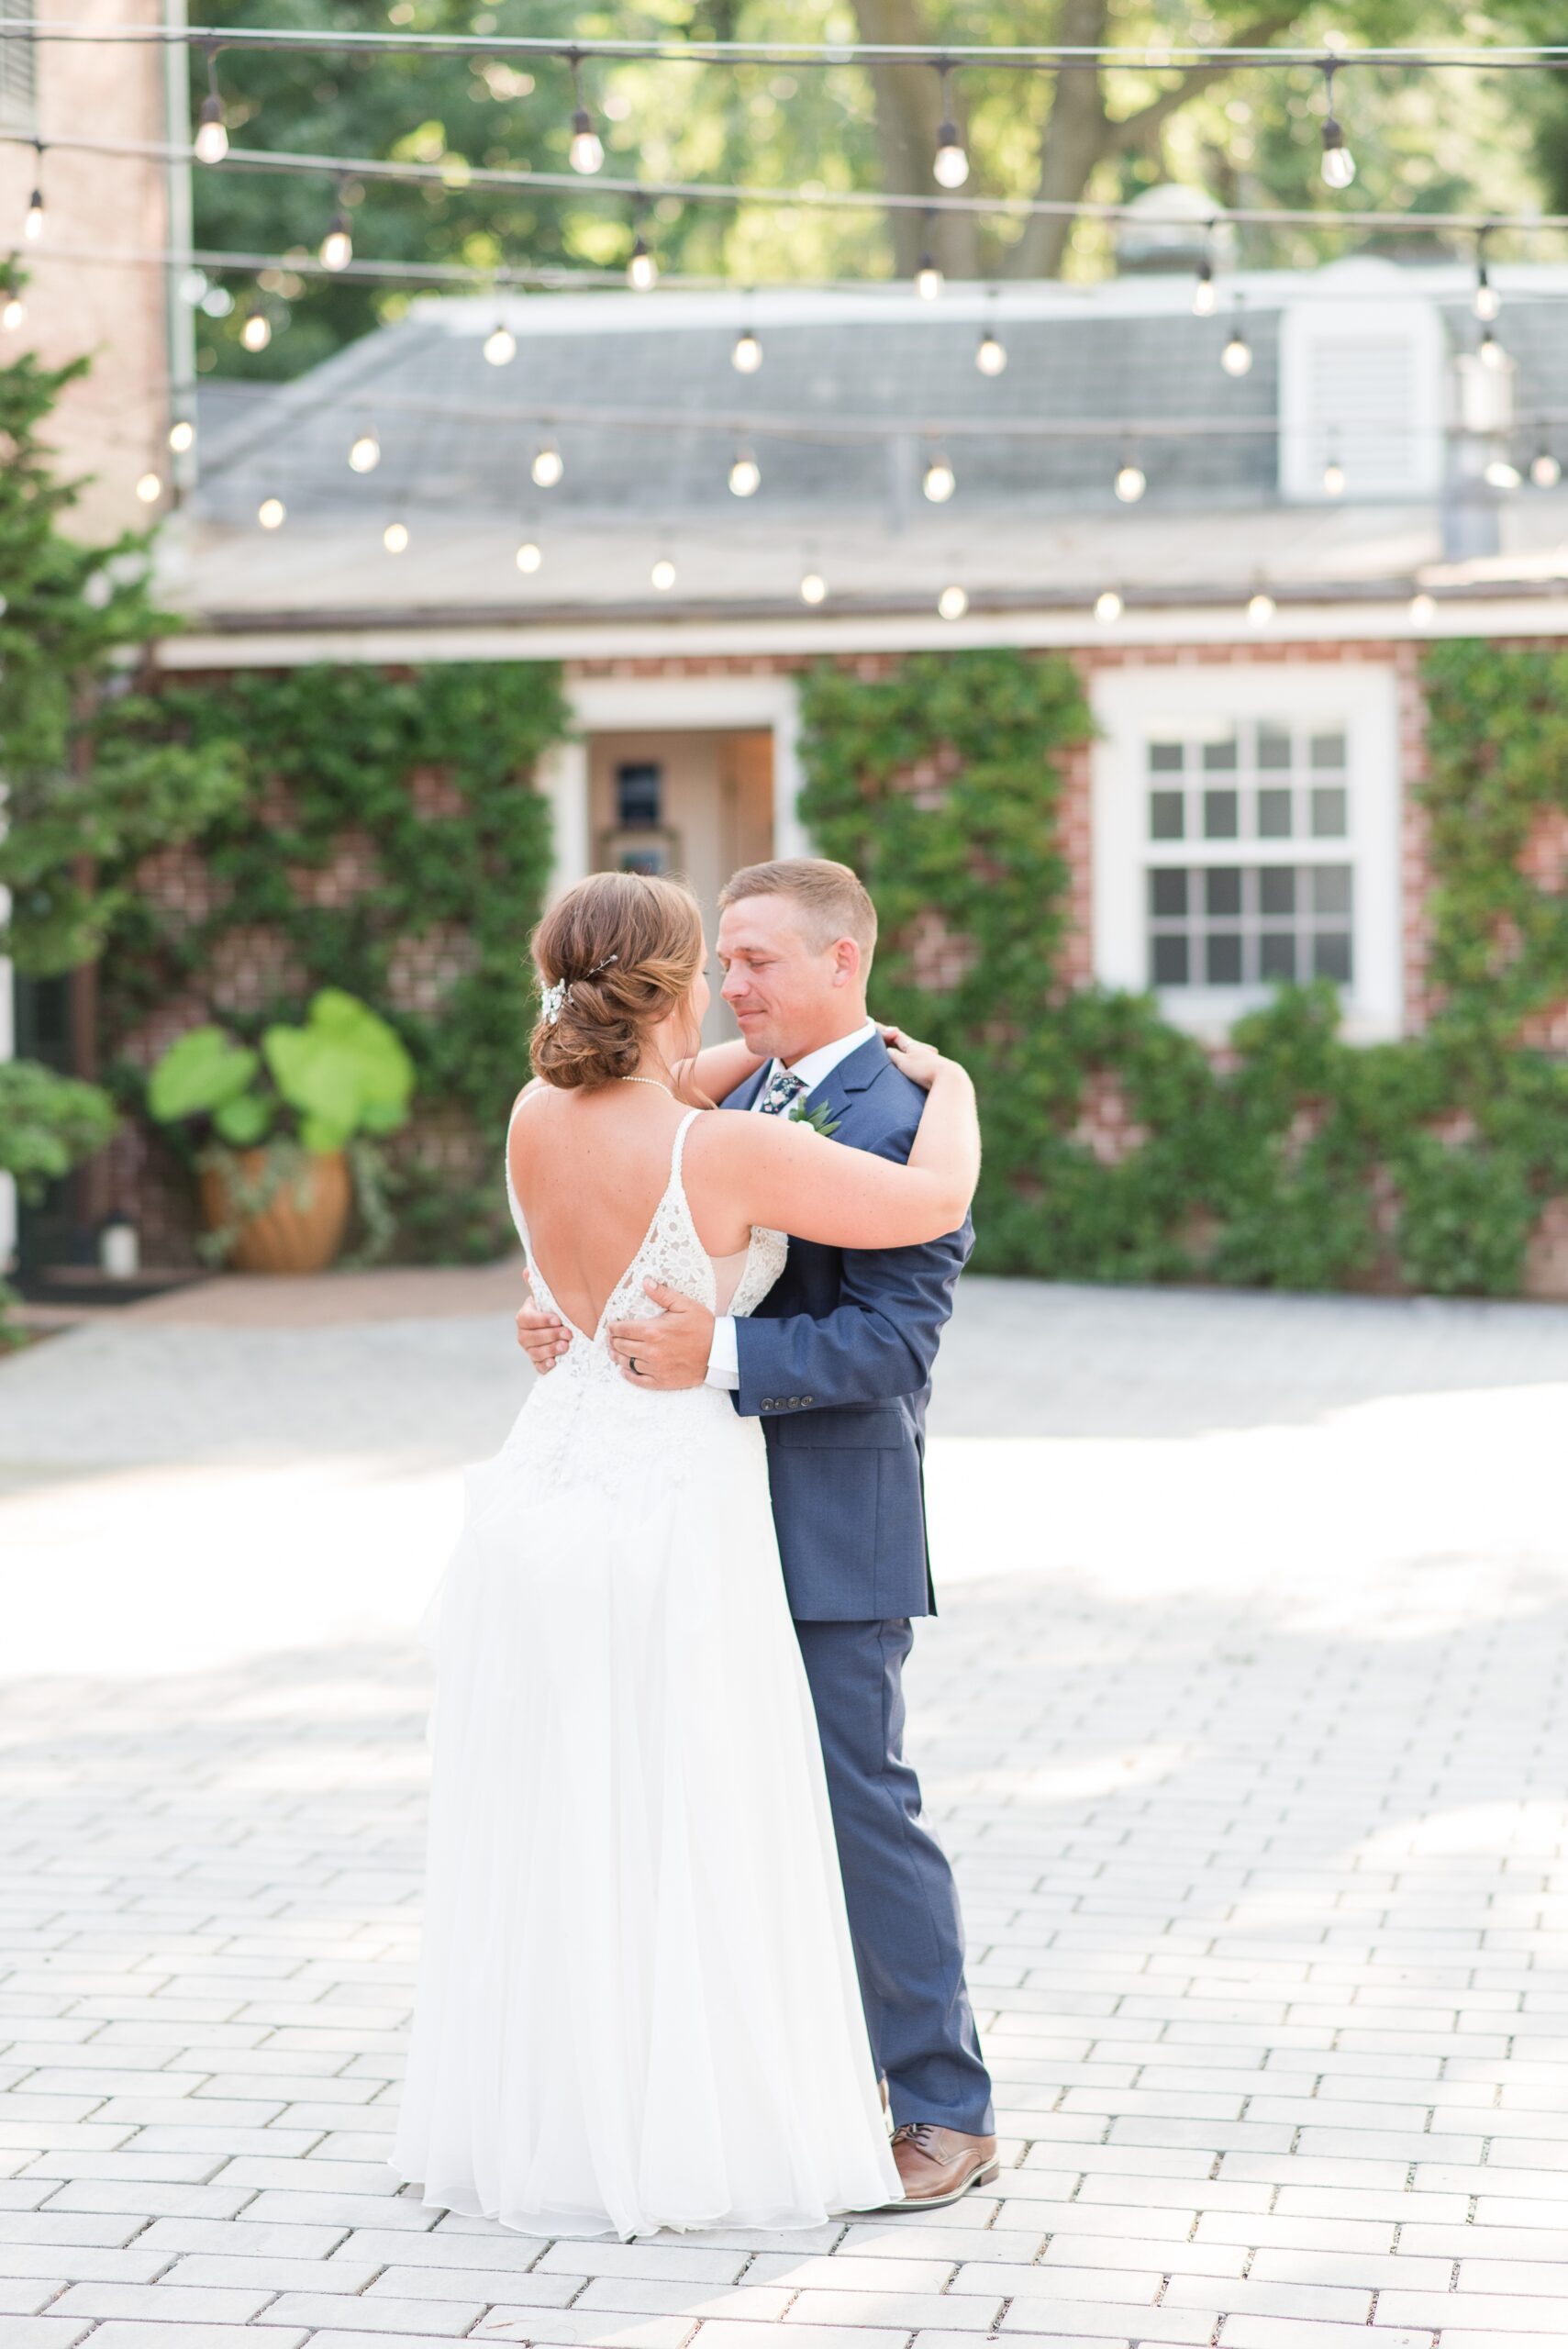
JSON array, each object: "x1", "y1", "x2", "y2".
[{"x1": 539, "y1": 951, "x2": 618, "y2": 1026}]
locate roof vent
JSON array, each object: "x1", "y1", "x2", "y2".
[
  {"x1": 1278, "y1": 262, "x2": 1443, "y2": 501},
  {"x1": 1115, "y1": 184, "x2": 1234, "y2": 275}
]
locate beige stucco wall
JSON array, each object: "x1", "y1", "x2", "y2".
[{"x1": 0, "y1": 0, "x2": 176, "y2": 541}]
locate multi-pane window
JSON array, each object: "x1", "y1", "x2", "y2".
[
  {"x1": 0, "y1": 0, "x2": 36, "y2": 133},
  {"x1": 1144, "y1": 718, "x2": 1354, "y2": 990}
]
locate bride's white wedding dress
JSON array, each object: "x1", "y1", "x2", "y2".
[{"x1": 387, "y1": 1097, "x2": 901, "y2": 2240}]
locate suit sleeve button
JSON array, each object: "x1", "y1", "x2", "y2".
[{"x1": 802, "y1": 1396, "x2": 814, "y2": 1405}]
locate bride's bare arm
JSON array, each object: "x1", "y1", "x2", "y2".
[
  {"x1": 708, "y1": 1047, "x2": 979, "y2": 1250},
  {"x1": 672, "y1": 1039, "x2": 766, "y2": 1107}
]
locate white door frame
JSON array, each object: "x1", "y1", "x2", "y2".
[{"x1": 541, "y1": 672, "x2": 807, "y2": 899}]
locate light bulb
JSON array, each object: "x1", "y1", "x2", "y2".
[
  {"x1": 195, "y1": 98, "x2": 228, "y2": 165},
  {"x1": 651, "y1": 557, "x2": 676, "y2": 590},
  {"x1": 570, "y1": 111, "x2": 604, "y2": 174},
  {"x1": 1247, "y1": 591, "x2": 1275, "y2": 627},
  {"x1": 258, "y1": 495, "x2": 285, "y2": 529},
  {"x1": 136, "y1": 470, "x2": 161, "y2": 504},
  {"x1": 168, "y1": 417, "x2": 195, "y2": 454},
  {"x1": 320, "y1": 212, "x2": 352, "y2": 272},
  {"x1": 1320, "y1": 131, "x2": 1355, "y2": 190},
  {"x1": 240, "y1": 310, "x2": 272, "y2": 351},
  {"x1": 2, "y1": 289, "x2": 23, "y2": 331},
  {"x1": 484, "y1": 322, "x2": 517, "y2": 366},
  {"x1": 1095, "y1": 589, "x2": 1123, "y2": 625},
  {"x1": 1532, "y1": 450, "x2": 1562, "y2": 488},
  {"x1": 1479, "y1": 328, "x2": 1505, "y2": 372},
  {"x1": 24, "y1": 186, "x2": 42, "y2": 242},
  {"x1": 922, "y1": 456, "x2": 955, "y2": 504},
  {"x1": 1115, "y1": 462, "x2": 1146, "y2": 504},
  {"x1": 1409, "y1": 591, "x2": 1435, "y2": 625},
  {"x1": 1473, "y1": 268, "x2": 1499, "y2": 323},
  {"x1": 1322, "y1": 457, "x2": 1346, "y2": 497},
  {"x1": 728, "y1": 453, "x2": 761, "y2": 497},
  {"x1": 799, "y1": 571, "x2": 827, "y2": 605},
  {"x1": 1484, "y1": 459, "x2": 1521, "y2": 490},
  {"x1": 731, "y1": 327, "x2": 762, "y2": 374},
  {"x1": 349, "y1": 427, "x2": 381, "y2": 473},
  {"x1": 915, "y1": 255, "x2": 942, "y2": 301},
  {"x1": 937, "y1": 584, "x2": 968, "y2": 619},
  {"x1": 975, "y1": 329, "x2": 1006, "y2": 377},
  {"x1": 531, "y1": 444, "x2": 563, "y2": 488},
  {"x1": 628, "y1": 235, "x2": 658, "y2": 292},
  {"x1": 515, "y1": 539, "x2": 541, "y2": 573},
  {"x1": 933, "y1": 124, "x2": 969, "y2": 189},
  {"x1": 1221, "y1": 328, "x2": 1252, "y2": 377},
  {"x1": 1192, "y1": 258, "x2": 1216, "y2": 317},
  {"x1": 384, "y1": 520, "x2": 409, "y2": 553}
]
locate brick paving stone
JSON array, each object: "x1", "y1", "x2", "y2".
[{"x1": 6, "y1": 1280, "x2": 1568, "y2": 2349}]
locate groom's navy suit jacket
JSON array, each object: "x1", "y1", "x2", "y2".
[{"x1": 721, "y1": 1032, "x2": 973, "y2": 1623}]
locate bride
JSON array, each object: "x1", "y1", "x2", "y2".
[{"x1": 387, "y1": 868, "x2": 980, "y2": 2241}]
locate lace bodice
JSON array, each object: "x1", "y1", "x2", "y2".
[{"x1": 505, "y1": 1097, "x2": 787, "y2": 1390}]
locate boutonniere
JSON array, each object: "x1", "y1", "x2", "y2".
[{"x1": 788, "y1": 1097, "x2": 844, "y2": 1139}]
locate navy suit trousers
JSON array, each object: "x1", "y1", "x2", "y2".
[{"x1": 794, "y1": 1614, "x2": 995, "y2": 2137}]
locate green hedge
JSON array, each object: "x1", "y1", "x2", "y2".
[
  {"x1": 102, "y1": 661, "x2": 565, "y2": 1259},
  {"x1": 798, "y1": 644, "x2": 1568, "y2": 1295}
]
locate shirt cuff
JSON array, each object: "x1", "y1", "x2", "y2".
[{"x1": 706, "y1": 1315, "x2": 740, "y2": 1390}]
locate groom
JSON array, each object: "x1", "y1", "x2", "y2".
[{"x1": 517, "y1": 856, "x2": 995, "y2": 2207}]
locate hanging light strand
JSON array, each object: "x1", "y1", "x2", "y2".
[
  {"x1": 566, "y1": 48, "x2": 604, "y2": 174},
  {"x1": 195, "y1": 42, "x2": 228, "y2": 165},
  {"x1": 1318, "y1": 59, "x2": 1356, "y2": 188},
  {"x1": 932, "y1": 59, "x2": 968, "y2": 190}
]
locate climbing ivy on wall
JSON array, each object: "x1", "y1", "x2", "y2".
[
  {"x1": 102, "y1": 661, "x2": 565, "y2": 1259},
  {"x1": 798, "y1": 644, "x2": 1568, "y2": 1296}
]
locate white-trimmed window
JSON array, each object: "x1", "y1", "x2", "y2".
[
  {"x1": 0, "y1": 0, "x2": 36, "y2": 133},
  {"x1": 1091, "y1": 663, "x2": 1403, "y2": 1041}
]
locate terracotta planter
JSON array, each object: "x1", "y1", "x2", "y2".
[{"x1": 199, "y1": 1148, "x2": 353, "y2": 1274}]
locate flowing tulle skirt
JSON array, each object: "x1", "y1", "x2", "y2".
[{"x1": 386, "y1": 1375, "x2": 900, "y2": 2239}]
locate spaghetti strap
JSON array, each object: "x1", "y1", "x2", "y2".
[{"x1": 670, "y1": 1106, "x2": 702, "y2": 1184}]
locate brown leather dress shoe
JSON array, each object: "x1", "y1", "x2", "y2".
[{"x1": 880, "y1": 2121, "x2": 999, "y2": 2209}]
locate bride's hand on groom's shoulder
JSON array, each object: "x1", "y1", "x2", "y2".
[{"x1": 878, "y1": 1023, "x2": 945, "y2": 1092}]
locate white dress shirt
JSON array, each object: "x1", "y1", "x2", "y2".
[{"x1": 706, "y1": 1019, "x2": 879, "y2": 1391}]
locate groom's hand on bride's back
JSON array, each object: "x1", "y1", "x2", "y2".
[
  {"x1": 607, "y1": 1280, "x2": 713, "y2": 1390},
  {"x1": 516, "y1": 1281, "x2": 570, "y2": 1374}
]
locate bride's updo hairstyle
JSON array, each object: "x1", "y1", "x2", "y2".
[{"x1": 528, "y1": 869, "x2": 705, "y2": 1090}]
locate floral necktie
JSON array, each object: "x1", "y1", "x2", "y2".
[{"x1": 758, "y1": 1068, "x2": 808, "y2": 1117}]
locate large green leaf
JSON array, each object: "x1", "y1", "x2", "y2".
[
  {"x1": 261, "y1": 986, "x2": 415, "y2": 1146},
  {"x1": 147, "y1": 1027, "x2": 261, "y2": 1124}
]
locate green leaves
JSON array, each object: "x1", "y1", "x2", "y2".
[
  {"x1": 261, "y1": 988, "x2": 416, "y2": 1152},
  {"x1": 0, "y1": 1062, "x2": 119, "y2": 1197},
  {"x1": 147, "y1": 1027, "x2": 261, "y2": 1125}
]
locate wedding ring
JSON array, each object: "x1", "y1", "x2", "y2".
[{"x1": 630, "y1": 1357, "x2": 643, "y2": 1376}]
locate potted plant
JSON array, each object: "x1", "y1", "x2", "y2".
[
  {"x1": 147, "y1": 987, "x2": 416, "y2": 1274},
  {"x1": 0, "y1": 1062, "x2": 120, "y2": 1345}
]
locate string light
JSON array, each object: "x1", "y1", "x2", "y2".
[
  {"x1": 320, "y1": 187, "x2": 352, "y2": 272},
  {"x1": 975, "y1": 304, "x2": 1006, "y2": 376},
  {"x1": 2, "y1": 280, "x2": 22, "y2": 332},
  {"x1": 23, "y1": 145, "x2": 43, "y2": 242},
  {"x1": 348, "y1": 423, "x2": 381, "y2": 473},
  {"x1": 1322, "y1": 450, "x2": 1346, "y2": 496},
  {"x1": 567, "y1": 50, "x2": 604, "y2": 173},
  {"x1": 1318, "y1": 61, "x2": 1355, "y2": 189},
  {"x1": 937, "y1": 584, "x2": 969, "y2": 619},
  {"x1": 932, "y1": 61, "x2": 968, "y2": 189},
  {"x1": 1531, "y1": 448, "x2": 1562, "y2": 487},
  {"x1": 915, "y1": 215, "x2": 942, "y2": 300},
  {"x1": 628, "y1": 232, "x2": 658, "y2": 291},
  {"x1": 240, "y1": 308, "x2": 272, "y2": 351},
  {"x1": 1221, "y1": 299, "x2": 1252, "y2": 377},
  {"x1": 731, "y1": 323, "x2": 762, "y2": 373},
  {"x1": 1192, "y1": 248, "x2": 1216, "y2": 317},
  {"x1": 135, "y1": 470, "x2": 161, "y2": 504},
  {"x1": 531, "y1": 441, "x2": 563, "y2": 487},
  {"x1": 195, "y1": 45, "x2": 228, "y2": 165},
  {"x1": 168, "y1": 417, "x2": 195, "y2": 454},
  {"x1": 799, "y1": 569, "x2": 828, "y2": 604},
  {"x1": 922, "y1": 451, "x2": 956, "y2": 503},
  {"x1": 1114, "y1": 459, "x2": 1146, "y2": 503},
  {"x1": 1484, "y1": 457, "x2": 1521, "y2": 489},
  {"x1": 1247, "y1": 589, "x2": 1275, "y2": 626},
  {"x1": 728, "y1": 447, "x2": 761, "y2": 496},
  {"x1": 651, "y1": 555, "x2": 676, "y2": 589},
  {"x1": 258, "y1": 495, "x2": 285, "y2": 528},
  {"x1": 384, "y1": 519, "x2": 409, "y2": 552},
  {"x1": 1409, "y1": 591, "x2": 1435, "y2": 624},
  {"x1": 1473, "y1": 233, "x2": 1500, "y2": 322},
  {"x1": 1095, "y1": 589, "x2": 1123, "y2": 624},
  {"x1": 1478, "y1": 324, "x2": 1505, "y2": 371},
  {"x1": 516, "y1": 538, "x2": 542, "y2": 571},
  {"x1": 484, "y1": 318, "x2": 517, "y2": 365}
]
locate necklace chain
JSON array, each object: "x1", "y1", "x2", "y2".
[{"x1": 617, "y1": 1074, "x2": 677, "y2": 1099}]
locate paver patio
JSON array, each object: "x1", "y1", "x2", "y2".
[{"x1": 3, "y1": 1275, "x2": 1568, "y2": 2349}]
